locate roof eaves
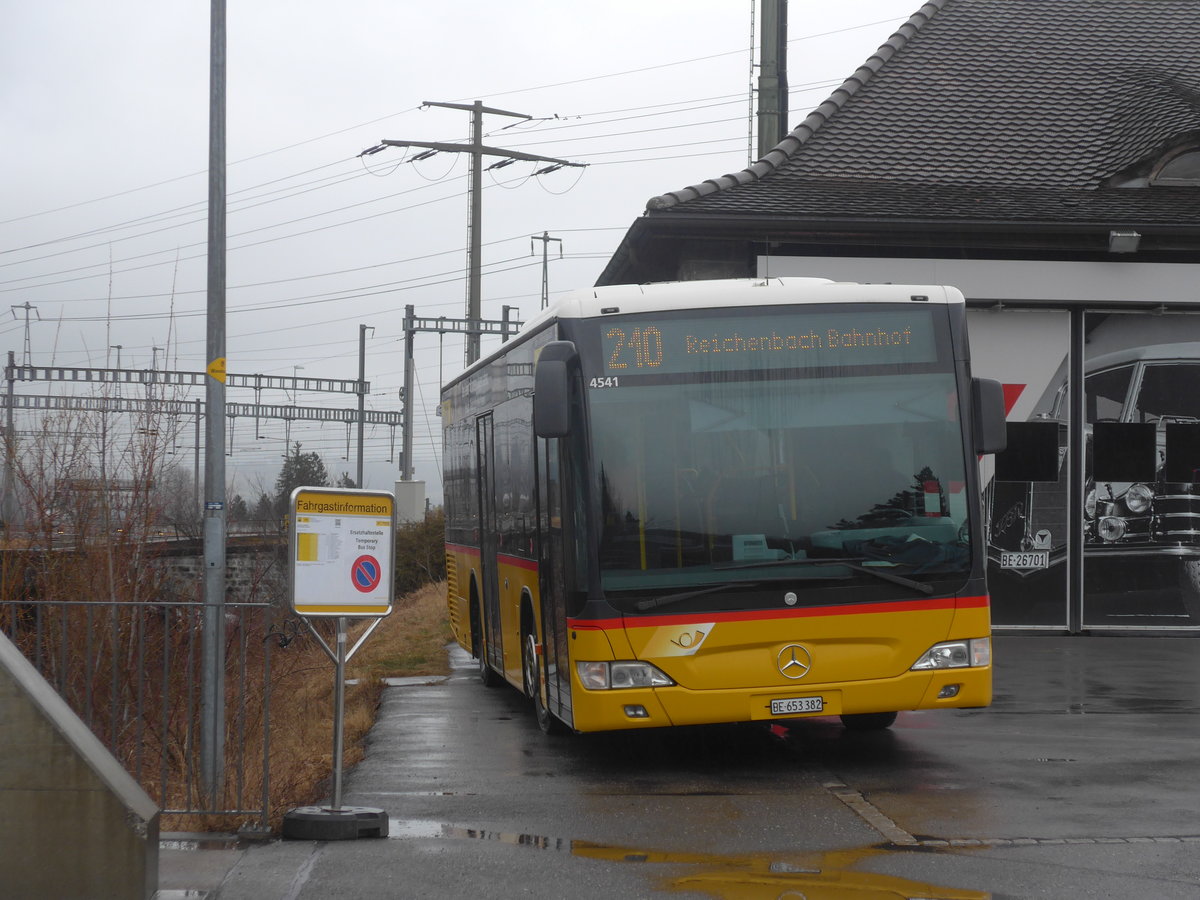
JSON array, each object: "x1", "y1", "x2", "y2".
[{"x1": 645, "y1": 0, "x2": 949, "y2": 212}]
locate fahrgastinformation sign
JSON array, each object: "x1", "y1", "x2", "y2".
[
  {"x1": 283, "y1": 486, "x2": 395, "y2": 840},
  {"x1": 289, "y1": 487, "x2": 395, "y2": 618}
]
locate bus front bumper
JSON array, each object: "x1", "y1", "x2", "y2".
[{"x1": 570, "y1": 665, "x2": 991, "y2": 733}]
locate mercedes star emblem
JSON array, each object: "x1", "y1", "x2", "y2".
[{"x1": 777, "y1": 644, "x2": 812, "y2": 680}]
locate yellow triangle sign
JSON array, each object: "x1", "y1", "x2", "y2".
[{"x1": 207, "y1": 357, "x2": 227, "y2": 383}]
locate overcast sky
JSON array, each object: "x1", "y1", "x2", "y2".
[{"x1": 1, "y1": 1, "x2": 918, "y2": 501}]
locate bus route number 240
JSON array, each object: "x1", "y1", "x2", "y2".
[{"x1": 589, "y1": 377, "x2": 620, "y2": 389}]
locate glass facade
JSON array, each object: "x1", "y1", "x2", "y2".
[{"x1": 976, "y1": 309, "x2": 1200, "y2": 629}]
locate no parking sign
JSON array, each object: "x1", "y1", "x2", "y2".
[{"x1": 289, "y1": 487, "x2": 395, "y2": 617}]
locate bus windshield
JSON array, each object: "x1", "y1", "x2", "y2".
[{"x1": 575, "y1": 304, "x2": 971, "y2": 612}]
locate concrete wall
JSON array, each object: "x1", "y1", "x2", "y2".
[{"x1": 0, "y1": 630, "x2": 159, "y2": 899}]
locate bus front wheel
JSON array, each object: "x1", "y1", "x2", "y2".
[
  {"x1": 523, "y1": 629, "x2": 565, "y2": 735},
  {"x1": 840, "y1": 711, "x2": 898, "y2": 731}
]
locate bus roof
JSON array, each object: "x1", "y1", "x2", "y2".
[
  {"x1": 448, "y1": 278, "x2": 964, "y2": 388},
  {"x1": 524, "y1": 278, "x2": 963, "y2": 331}
]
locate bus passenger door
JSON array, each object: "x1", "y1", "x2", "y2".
[
  {"x1": 537, "y1": 436, "x2": 572, "y2": 727},
  {"x1": 476, "y1": 413, "x2": 503, "y2": 673}
]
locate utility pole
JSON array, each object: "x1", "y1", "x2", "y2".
[
  {"x1": 531, "y1": 231, "x2": 563, "y2": 309},
  {"x1": 356, "y1": 324, "x2": 373, "y2": 489},
  {"x1": 3, "y1": 353, "x2": 15, "y2": 531},
  {"x1": 379, "y1": 101, "x2": 584, "y2": 365},
  {"x1": 756, "y1": 0, "x2": 789, "y2": 158},
  {"x1": 10, "y1": 303, "x2": 40, "y2": 366},
  {"x1": 149, "y1": 345, "x2": 164, "y2": 406},
  {"x1": 402, "y1": 307, "x2": 416, "y2": 482},
  {"x1": 202, "y1": 0, "x2": 228, "y2": 809}
]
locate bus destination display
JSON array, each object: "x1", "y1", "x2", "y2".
[{"x1": 598, "y1": 309, "x2": 938, "y2": 377}]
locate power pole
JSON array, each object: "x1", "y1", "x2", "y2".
[
  {"x1": 3, "y1": 353, "x2": 15, "y2": 531},
  {"x1": 756, "y1": 0, "x2": 789, "y2": 158},
  {"x1": 531, "y1": 231, "x2": 563, "y2": 309},
  {"x1": 202, "y1": 0, "x2": 228, "y2": 809},
  {"x1": 10, "y1": 303, "x2": 40, "y2": 366},
  {"x1": 356, "y1": 324, "x2": 373, "y2": 489},
  {"x1": 380, "y1": 101, "x2": 584, "y2": 365}
]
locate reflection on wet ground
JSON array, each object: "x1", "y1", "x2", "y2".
[
  {"x1": 575, "y1": 843, "x2": 991, "y2": 899},
  {"x1": 191, "y1": 637, "x2": 1200, "y2": 899},
  {"x1": 387, "y1": 817, "x2": 990, "y2": 898}
]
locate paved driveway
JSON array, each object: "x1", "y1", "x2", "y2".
[{"x1": 169, "y1": 635, "x2": 1200, "y2": 899}]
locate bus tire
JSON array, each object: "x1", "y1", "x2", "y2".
[
  {"x1": 523, "y1": 628, "x2": 565, "y2": 735},
  {"x1": 840, "y1": 711, "x2": 898, "y2": 731},
  {"x1": 472, "y1": 592, "x2": 502, "y2": 688}
]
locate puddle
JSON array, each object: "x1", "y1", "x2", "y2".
[
  {"x1": 387, "y1": 819, "x2": 990, "y2": 897},
  {"x1": 573, "y1": 841, "x2": 990, "y2": 898},
  {"x1": 160, "y1": 834, "x2": 244, "y2": 852},
  {"x1": 388, "y1": 818, "x2": 570, "y2": 850}
]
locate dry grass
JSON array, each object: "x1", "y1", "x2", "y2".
[
  {"x1": 3, "y1": 405, "x2": 455, "y2": 834},
  {"x1": 348, "y1": 580, "x2": 454, "y2": 683},
  {"x1": 265, "y1": 580, "x2": 452, "y2": 830},
  {"x1": 172, "y1": 581, "x2": 453, "y2": 833}
]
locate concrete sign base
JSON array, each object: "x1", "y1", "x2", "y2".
[{"x1": 281, "y1": 806, "x2": 389, "y2": 841}]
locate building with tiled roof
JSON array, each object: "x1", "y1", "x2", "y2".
[
  {"x1": 600, "y1": 0, "x2": 1200, "y2": 285},
  {"x1": 598, "y1": 0, "x2": 1200, "y2": 634}
]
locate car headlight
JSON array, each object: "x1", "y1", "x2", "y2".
[
  {"x1": 1085, "y1": 487, "x2": 1096, "y2": 520},
  {"x1": 911, "y1": 638, "x2": 991, "y2": 670},
  {"x1": 576, "y1": 660, "x2": 675, "y2": 690},
  {"x1": 1098, "y1": 516, "x2": 1127, "y2": 542},
  {"x1": 1125, "y1": 483, "x2": 1153, "y2": 514}
]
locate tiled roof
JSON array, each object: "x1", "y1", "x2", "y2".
[
  {"x1": 647, "y1": 0, "x2": 1200, "y2": 221},
  {"x1": 676, "y1": 177, "x2": 1200, "y2": 225}
]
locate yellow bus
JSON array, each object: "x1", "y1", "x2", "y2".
[{"x1": 442, "y1": 278, "x2": 1006, "y2": 734}]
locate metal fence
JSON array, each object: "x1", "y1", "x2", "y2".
[{"x1": 0, "y1": 597, "x2": 276, "y2": 829}]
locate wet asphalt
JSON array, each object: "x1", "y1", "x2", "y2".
[{"x1": 160, "y1": 634, "x2": 1200, "y2": 899}]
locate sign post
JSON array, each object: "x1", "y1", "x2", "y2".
[{"x1": 281, "y1": 487, "x2": 395, "y2": 841}]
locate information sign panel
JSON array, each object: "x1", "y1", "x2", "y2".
[{"x1": 289, "y1": 487, "x2": 395, "y2": 617}]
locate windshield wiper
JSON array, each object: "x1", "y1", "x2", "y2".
[
  {"x1": 715, "y1": 557, "x2": 934, "y2": 596},
  {"x1": 833, "y1": 561, "x2": 934, "y2": 595},
  {"x1": 631, "y1": 557, "x2": 935, "y2": 613},
  {"x1": 634, "y1": 582, "x2": 760, "y2": 612}
]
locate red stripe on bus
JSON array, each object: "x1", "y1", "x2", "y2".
[
  {"x1": 446, "y1": 545, "x2": 537, "y2": 572},
  {"x1": 568, "y1": 594, "x2": 989, "y2": 631},
  {"x1": 497, "y1": 553, "x2": 539, "y2": 573}
]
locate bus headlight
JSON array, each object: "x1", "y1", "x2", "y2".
[
  {"x1": 576, "y1": 660, "x2": 675, "y2": 690},
  {"x1": 911, "y1": 638, "x2": 991, "y2": 670},
  {"x1": 1098, "y1": 516, "x2": 1127, "y2": 542},
  {"x1": 1125, "y1": 483, "x2": 1153, "y2": 514}
]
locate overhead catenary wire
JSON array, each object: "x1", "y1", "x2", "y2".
[
  {"x1": 3, "y1": 12, "x2": 899, "y2": 230},
  {"x1": 4, "y1": 79, "x2": 835, "y2": 296},
  {"x1": 3, "y1": 76, "x2": 848, "y2": 284},
  {"x1": 4, "y1": 10, "x2": 913, "y2": 492}
]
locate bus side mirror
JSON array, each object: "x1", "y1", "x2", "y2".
[
  {"x1": 972, "y1": 377, "x2": 1007, "y2": 455},
  {"x1": 534, "y1": 341, "x2": 578, "y2": 438}
]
